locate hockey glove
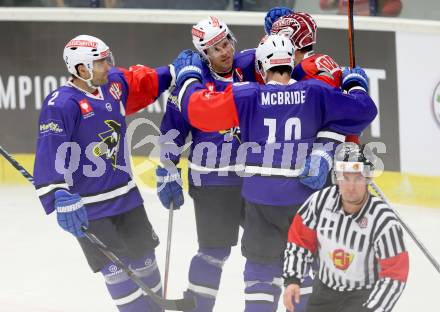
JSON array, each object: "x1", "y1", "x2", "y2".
[
  {"x1": 264, "y1": 6, "x2": 294, "y2": 35},
  {"x1": 156, "y1": 166, "x2": 184, "y2": 210},
  {"x1": 55, "y1": 189, "x2": 88, "y2": 238},
  {"x1": 299, "y1": 150, "x2": 332, "y2": 190},
  {"x1": 173, "y1": 49, "x2": 203, "y2": 88},
  {"x1": 342, "y1": 66, "x2": 369, "y2": 93}
]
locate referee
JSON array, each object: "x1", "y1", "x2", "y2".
[{"x1": 283, "y1": 144, "x2": 409, "y2": 312}]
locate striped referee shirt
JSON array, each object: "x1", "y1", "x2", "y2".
[{"x1": 283, "y1": 185, "x2": 409, "y2": 312}]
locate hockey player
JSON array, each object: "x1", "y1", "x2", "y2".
[
  {"x1": 267, "y1": 10, "x2": 360, "y2": 144},
  {"x1": 283, "y1": 143, "x2": 409, "y2": 312},
  {"x1": 270, "y1": 11, "x2": 342, "y2": 88},
  {"x1": 156, "y1": 16, "x2": 262, "y2": 312},
  {"x1": 33, "y1": 34, "x2": 174, "y2": 312},
  {"x1": 172, "y1": 35, "x2": 377, "y2": 312}
]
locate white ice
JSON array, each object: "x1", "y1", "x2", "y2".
[{"x1": 1, "y1": 185, "x2": 439, "y2": 312}]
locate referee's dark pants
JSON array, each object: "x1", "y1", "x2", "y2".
[{"x1": 306, "y1": 279, "x2": 372, "y2": 312}]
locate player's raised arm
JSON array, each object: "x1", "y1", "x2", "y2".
[
  {"x1": 118, "y1": 64, "x2": 174, "y2": 116},
  {"x1": 173, "y1": 50, "x2": 241, "y2": 132}
]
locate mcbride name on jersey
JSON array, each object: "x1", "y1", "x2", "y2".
[
  {"x1": 34, "y1": 66, "x2": 172, "y2": 220},
  {"x1": 178, "y1": 78, "x2": 377, "y2": 206},
  {"x1": 284, "y1": 185, "x2": 409, "y2": 311}
]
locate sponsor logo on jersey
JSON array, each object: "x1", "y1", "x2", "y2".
[
  {"x1": 39, "y1": 120, "x2": 64, "y2": 137},
  {"x1": 93, "y1": 120, "x2": 122, "y2": 168},
  {"x1": 65, "y1": 39, "x2": 97, "y2": 49},
  {"x1": 330, "y1": 249, "x2": 354, "y2": 271},
  {"x1": 105, "y1": 102, "x2": 113, "y2": 112},
  {"x1": 192, "y1": 27, "x2": 205, "y2": 39},
  {"x1": 168, "y1": 94, "x2": 179, "y2": 107},
  {"x1": 432, "y1": 81, "x2": 440, "y2": 127},
  {"x1": 79, "y1": 99, "x2": 94, "y2": 119},
  {"x1": 109, "y1": 82, "x2": 122, "y2": 101}
]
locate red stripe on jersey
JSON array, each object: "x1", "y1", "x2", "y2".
[
  {"x1": 345, "y1": 134, "x2": 360, "y2": 144},
  {"x1": 187, "y1": 84, "x2": 239, "y2": 132},
  {"x1": 379, "y1": 251, "x2": 409, "y2": 282},
  {"x1": 288, "y1": 214, "x2": 318, "y2": 254},
  {"x1": 121, "y1": 65, "x2": 159, "y2": 116}
]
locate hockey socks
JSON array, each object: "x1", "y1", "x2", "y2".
[
  {"x1": 244, "y1": 260, "x2": 283, "y2": 312},
  {"x1": 185, "y1": 247, "x2": 231, "y2": 312},
  {"x1": 101, "y1": 251, "x2": 163, "y2": 312}
]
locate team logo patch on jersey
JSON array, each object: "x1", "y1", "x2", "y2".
[
  {"x1": 105, "y1": 102, "x2": 113, "y2": 112},
  {"x1": 109, "y1": 82, "x2": 122, "y2": 101},
  {"x1": 432, "y1": 81, "x2": 440, "y2": 127},
  {"x1": 219, "y1": 127, "x2": 241, "y2": 142},
  {"x1": 79, "y1": 99, "x2": 94, "y2": 119},
  {"x1": 330, "y1": 249, "x2": 354, "y2": 271},
  {"x1": 93, "y1": 120, "x2": 122, "y2": 168},
  {"x1": 357, "y1": 216, "x2": 368, "y2": 228},
  {"x1": 39, "y1": 120, "x2": 65, "y2": 137}
]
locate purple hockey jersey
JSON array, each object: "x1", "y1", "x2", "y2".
[
  {"x1": 160, "y1": 49, "x2": 260, "y2": 186},
  {"x1": 178, "y1": 78, "x2": 377, "y2": 206},
  {"x1": 34, "y1": 66, "x2": 172, "y2": 220}
]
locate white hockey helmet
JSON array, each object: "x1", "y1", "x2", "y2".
[
  {"x1": 63, "y1": 34, "x2": 114, "y2": 84},
  {"x1": 192, "y1": 16, "x2": 236, "y2": 59},
  {"x1": 255, "y1": 35, "x2": 295, "y2": 81}
]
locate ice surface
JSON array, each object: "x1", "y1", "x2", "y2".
[{"x1": 1, "y1": 185, "x2": 439, "y2": 311}]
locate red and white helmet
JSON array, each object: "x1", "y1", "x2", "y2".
[
  {"x1": 255, "y1": 35, "x2": 294, "y2": 81},
  {"x1": 192, "y1": 16, "x2": 236, "y2": 59},
  {"x1": 270, "y1": 12, "x2": 317, "y2": 50},
  {"x1": 63, "y1": 34, "x2": 114, "y2": 83}
]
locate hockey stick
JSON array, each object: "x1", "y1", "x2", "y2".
[
  {"x1": 347, "y1": 0, "x2": 356, "y2": 68},
  {"x1": 81, "y1": 226, "x2": 195, "y2": 310},
  {"x1": 0, "y1": 145, "x2": 34, "y2": 184},
  {"x1": 163, "y1": 202, "x2": 174, "y2": 299},
  {"x1": 370, "y1": 182, "x2": 440, "y2": 274},
  {"x1": 0, "y1": 145, "x2": 196, "y2": 311}
]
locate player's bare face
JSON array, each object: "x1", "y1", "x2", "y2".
[
  {"x1": 206, "y1": 38, "x2": 234, "y2": 74},
  {"x1": 91, "y1": 58, "x2": 112, "y2": 86},
  {"x1": 338, "y1": 172, "x2": 369, "y2": 214}
]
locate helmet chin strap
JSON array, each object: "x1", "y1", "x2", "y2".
[{"x1": 74, "y1": 68, "x2": 97, "y2": 90}]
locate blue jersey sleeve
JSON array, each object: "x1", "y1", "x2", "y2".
[
  {"x1": 159, "y1": 90, "x2": 191, "y2": 164},
  {"x1": 319, "y1": 86, "x2": 377, "y2": 136},
  {"x1": 33, "y1": 89, "x2": 80, "y2": 214}
]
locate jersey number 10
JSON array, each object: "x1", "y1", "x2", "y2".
[{"x1": 264, "y1": 117, "x2": 301, "y2": 143}]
